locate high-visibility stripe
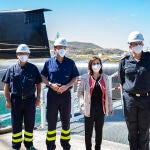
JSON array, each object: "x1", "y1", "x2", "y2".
[
  {"x1": 12, "y1": 132, "x2": 22, "y2": 137},
  {"x1": 24, "y1": 137, "x2": 33, "y2": 142},
  {"x1": 60, "y1": 135, "x2": 71, "y2": 140},
  {"x1": 47, "y1": 130, "x2": 56, "y2": 135},
  {"x1": 24, "y1": 131, "x2": 33, "y2": 136},
  {"x1": 12, "y1": 138, "x2": 22, "y2": 143},
  {"x1": 46, "y1": 136, "x2": 56, "y2": 141},
  {"x1": 61, "y1": 129, "x2": 70, "y2": 134}
]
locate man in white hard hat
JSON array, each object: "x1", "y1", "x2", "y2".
[
  {"x1": 2, "y1": 44, "x2": 42, "y2": 150},
  {"x1": 41, "y1": 37, "x2": 79, "y2": 150},
  {"x1": 118, "y1": 31, "x2": 150, "y2": 150}
]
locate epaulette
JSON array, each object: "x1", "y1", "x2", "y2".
[
  {"x1": 121, "y1": 54, "x2": 129, "y2": 60},
  {"x1": 144, "y1": 51, "x2": 150, "y2": 55}
]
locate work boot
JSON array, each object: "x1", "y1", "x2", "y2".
[{"x1": 26, "y1": 146, "x2": 37, "y2": 150}]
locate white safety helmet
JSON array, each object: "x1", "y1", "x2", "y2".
[
  {"x1": 128, "y1": 31, "x2": 144, "y2": 44},
  {"x1": 16, "y1": 44, "x2": 30, "y2": 53},
  {"x1": 54, "y1": 37, "x2": 67, "y2": 47}
]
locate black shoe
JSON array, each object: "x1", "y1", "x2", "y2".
[{"x1": 26, "y1": 146, "x2": 37, "y2": 150}]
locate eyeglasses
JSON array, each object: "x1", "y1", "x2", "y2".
[{"x1": 130, "y1": 42, "x2": 143, "y2": 47}]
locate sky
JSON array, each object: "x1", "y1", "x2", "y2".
[{"x1": 1, "y1": 0, "x2": 150, "y2": 50}]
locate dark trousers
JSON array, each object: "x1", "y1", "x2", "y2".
[
  {"x1": 84, "y1": 106, "x2": 104, "y2": 150},
  {"x1": 123, "y1": 92, "x2": 150, "y2": 150},
  {"x1": 46, "y1": 90, "x2": 71, "y2": 150},
  {"x1": 11, "y1": 96, "x2": 36, "y2": 149}
]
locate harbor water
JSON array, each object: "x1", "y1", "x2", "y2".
[
  {"x1": 0, "y1": 87, "x2": 80, "y2": 127},
  {"x1": 0, "y1": 93, "x2": 41, "y2": 126}
]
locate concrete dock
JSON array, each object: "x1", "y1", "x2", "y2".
[
  {"x1": 0, "y1": 131, "x2": 129, "y2": 150},
  {"x1": 0, "y1": 100, "x2": 132, "y2": 150}
]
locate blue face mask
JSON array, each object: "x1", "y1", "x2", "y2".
[{"x1": 132, "y1": 45, "x2": 143, "y2": 54}]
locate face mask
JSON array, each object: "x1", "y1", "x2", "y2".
[
  {"x1": 132, "y1": 45, "x2": 143, "y2": 54},
  {"x1": 57, "y1": 49, "x2": 66, "y2": 57},
  {"x1": 92, "y1": 64, "x2": 101, "y2": 72},
  {"x1": 18, "y1": 55, "x2": 28, "y2": 62}
]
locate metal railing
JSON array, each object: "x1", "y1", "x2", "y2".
[
  {"x1": 0, "y1": 91, "x2": 11, "y2": 123},
  {"x1": 0, "y1": 73, "x2": 123, "y2": 129},
  {"x1": 108, "y1": 71, "x2": 123, "y2": 107},
  {"x1": 40, "y1": 80, "x2": 83, "y2": 129}
]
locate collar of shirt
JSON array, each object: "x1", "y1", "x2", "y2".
[
  {"x1": 129, "y1": 51, "x2": 143, "y2": 62},
  {"x1": 54, "y1": 56, "x2": 67, "y2": 64},
  {"x1": 17, "y1": 61, "x2": 28, "y2": 69}
]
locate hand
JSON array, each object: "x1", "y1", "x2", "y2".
[
  {"x1": 57, "y1": 85, "x2": 69, "y2": 94},
  {"x1": 6, "y1": 101, "x2": 11, "y2": 109},
  {"x1": 80, "y1": 108, "x2": 84, "y2": 115},
  {"x1": 109, "y1": 110, "x2": 114, "y2": 116},
  {"x1": 35, "y1": 98, "x2": 40, "y2": 107},
  {"x1": 51, "y1": 83, "x2": 61, "y2": 92}
]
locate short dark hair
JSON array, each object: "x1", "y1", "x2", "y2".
[{"x1": 88, "y1": 56, "x2": 103, "y2": 75}]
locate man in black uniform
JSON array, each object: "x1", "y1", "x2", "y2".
[
  {"x1": 118, "y1": 31, "x2": 150, "y2": 150},
  {"x1": 2, "y1": 44, "x2": 42, "y2": 150}
]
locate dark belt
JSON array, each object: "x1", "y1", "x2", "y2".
[
  {"x1": 12, "y1": 94, "x2": 35, "y2": 100},
  {"x1": 127, "y1": 92, "x2": 150, "y2": 97}
]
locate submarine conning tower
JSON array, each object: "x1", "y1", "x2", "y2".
[{"x1": 0, "y1": 8, "x2": 52, "y2": 59}]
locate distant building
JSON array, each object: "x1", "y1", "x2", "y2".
[{"x1": 0, "y1": 8, "x2": 51, "y2": 58}]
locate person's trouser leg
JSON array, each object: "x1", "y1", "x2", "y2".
[
  {"x1": 11, "y1": 97, "x2": 23, "y2": 150},
  {"x1": 84, "y1": 116, "x2": 94, "y2": 150},
  {"x1": 123, "y1": 93, "x2": 138, "y2": 150},
  {"x1": 23, "y1": 97, "x2": 36, "y2": 149},
  {"x1": 59, "y1": 92, "x2": 71, "y2": 150},
  {"x1": 138, "y1": 97, "x2": 150, "y2": 150},
  {"x1": 94, "y1": 107, "x2": 104, "y2": 150},
  {"x1": 46, "y1": 91, "x2": 58, "y2": 150}
]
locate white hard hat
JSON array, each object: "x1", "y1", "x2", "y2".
[
  {"x1": 16, "y1": 44, "x2": 30, "y2": 53},
  {"x1": 128, "y1": 31, "x2": 144, "y2": 43},
  {"x1": 54, "y1": 37, "x2": 67, "y2": 47}
]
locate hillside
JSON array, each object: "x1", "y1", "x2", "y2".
[
  {"x1": 49, "y1": 41, "x2": 123, "y2": 55},
  {"x1": 68, "y1": 41, "x2": 102, "y2": 50}
]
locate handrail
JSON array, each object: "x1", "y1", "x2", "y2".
[
  {"x1": 0, "y1": 42, "x2": 49, "y2": 48},
  {"x1": 108, "y1": 71, "x2": 123, "y2": 107},
  {"x1": 0, "y1": 69, "x2": 7, "y2": 72},
  {"x1": 0, "y1": 72, "x2": 123, "y2": 129},
  {"x1": 0, "y1": 113, "x2": 11, "y2": 122},
  {"x1": 68, "y1": 55, "x2": 124, "y2": 62},
  {"x1": 0, "y1": 47, "x2": 48, "y2": 51}
]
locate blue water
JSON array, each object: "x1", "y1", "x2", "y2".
[{"x1": 0, "y1": 93, "x2": 41, "y2": 126}]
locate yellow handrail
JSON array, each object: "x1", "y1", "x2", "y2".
[{"x1": 68, "y1": 55, "x2": 124, "y2": 62}]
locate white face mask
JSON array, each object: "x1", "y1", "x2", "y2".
[
  {"x1": 57, "y1": 49, "x2": 66, "y2": 57},
  {"x1": 132, "y1": 45, "x2": 143, "y2": 54},
  {"x1": 18, "y1": 55, "x2": 28, "y2": 62},
  {"x1": 92, "y1": 64, "x2": 101, "y2": 72}
]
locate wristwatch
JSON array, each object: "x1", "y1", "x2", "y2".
[{"x1": 49, "y1": 82, "x2": 52, "y2": 87}]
